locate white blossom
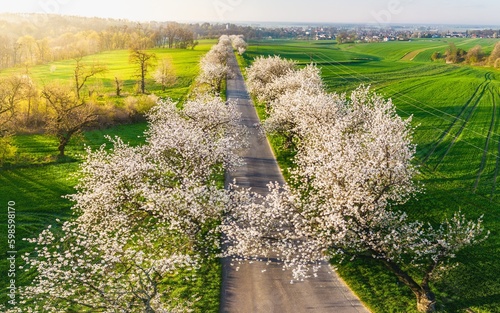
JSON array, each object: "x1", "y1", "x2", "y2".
[
  {"x1": 16, "y1": 94, "x2": 247, "y2": 312},
  {"x1": 223, "y1": 75, "x2": 488, "y2": 312},
  {"x1": 246, "y1": 55, "x2": 297, "y2": 104}
]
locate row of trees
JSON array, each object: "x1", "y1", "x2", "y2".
[
  {"x1": 432, "y1": 42, "x2": 500, "y2": 67},
  {"x1": 196, "y1": 34, "x2": 247, "y2": 94},
  {"x1": 3, "y1": 36, "x2": 245, "y2": 312},
  {"x1": 222, "y1": 56, "x2": 489, "y2": 312}
]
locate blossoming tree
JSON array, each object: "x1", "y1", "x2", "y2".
[
  {"x1": 197, "y1": 36, "x2": 233, "y2": 94},
  {"x1": 246, "y1": 55, "x2": 297, "y2": 107},
  {"x1": 10, "y1": 96, "x2": 245, "y2": 313},
  {"x1": 223, "y1": 85, "x2": 488, "y2": 313},
  {"x1": 230, "y1": 35, "x2": 247, "y2": 55}
]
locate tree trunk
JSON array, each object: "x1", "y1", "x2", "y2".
[
  {"x1": 141, "y1": 70, "x2": 146, "y2": 94},
  {"x1": 115, "y1": 77, "x2": 121, "y2": 96},
  {"x1": 416, "y1": 290, "x2": 436, "y2": 313},
  {"x1": 58, "y1": 136, "x2": 69, "y2": 157},
  {"x1": 381, "y1": 259, "x2": 436, "y2": 312}
]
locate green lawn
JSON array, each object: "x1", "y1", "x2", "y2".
[{"x1": 243, "y1": 39, "x2": 500, "y2": 312}]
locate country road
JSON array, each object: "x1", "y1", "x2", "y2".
[{"x1": 219, "y1": 52, "x2": 371, "y2": 313}]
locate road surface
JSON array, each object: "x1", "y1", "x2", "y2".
[{"x1": 219, "y1": 52, "x2": 371, "y2": 313}]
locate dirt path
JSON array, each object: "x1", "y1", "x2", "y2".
[{"x1": 219, "y1": 52, "x2": 371, "y2": 313}]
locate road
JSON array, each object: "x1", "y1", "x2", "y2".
[{"x1": 219, "y1": 52, "x2": 371, "y2": 313}]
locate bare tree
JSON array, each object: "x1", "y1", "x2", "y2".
[
  {"x1": 129, "y1": 48, "x2": 156, "y2": 94},
  {"x1": 445, "y1": 43, "x2": 467, "y2": 64},
  {"x1": 42, "y1": 84, "x2": 97, "y2": 157},
  {"x1": 16, "y1": 35, "x2": 38, "y2": 65},
  {"x1": 489, "y1": 42, "x2": 500, "y2": 67},
  {"x1": 165, "y1": 23, "x2": 179, "y2": 49},
  {"x1": 114, "y1": 77, "x2": 123, "y2": 96},
  {"x1": 465, "y1": 45, "x2": 485, "y2": 64},
  {"x1": 73, "y1": 57, "x2": 107, "y2": 100},
  {"x1": 0, "y1": 75, "x2": 32, "y2": 132}
]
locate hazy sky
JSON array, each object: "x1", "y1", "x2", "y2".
[{"x1": 0, "y1": 0, "x2": 498, "y2": 25}]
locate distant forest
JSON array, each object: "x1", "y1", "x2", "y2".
[{"x1": 0, "y1": 13, "x2": 287, "y2": 70}]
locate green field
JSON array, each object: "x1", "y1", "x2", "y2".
[
  {"x1": 0, "y1": 42, "x2": 221, "y2": 311},
  {"x1": 243, "y1": 39, "x2": 500, "y2": 312},
  {"x1": 1, "y1": 40, "x2": 216, "y2": 102}
]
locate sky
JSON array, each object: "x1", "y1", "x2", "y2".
[{"x1": 0, "y1": 0, "x2": 498, "y2": 26}]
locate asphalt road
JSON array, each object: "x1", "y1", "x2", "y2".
[{"x1": 219, "y1": 52, "x2": 371, "y2": 313}]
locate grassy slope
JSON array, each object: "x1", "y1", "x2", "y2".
[
  {"x1": 0, "y1": 40, "x2": 216, "y2": 102},
  {"x1": 0, "y1": 41, "x2": 222, "y2": 312},
  {"x1": 243, "y1": 39, "x2": 500, "y2": 313}
]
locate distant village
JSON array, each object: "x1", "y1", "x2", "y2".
[
  {"x1": 275, "y1": 25, "x2": 499, "y2": 42},
  {"x1": 233, "y1": 24, "x2": 500, "y2": 42}
]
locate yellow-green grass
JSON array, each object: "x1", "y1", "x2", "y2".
[
  {"x1": 245, "y1": 39, "x2": 500, "y2": 312},
  {"x1": 1, "y1": 40, "x2": 216, "y2": 103}
]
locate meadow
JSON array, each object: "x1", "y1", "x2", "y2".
[
  {"x1": 1, "y1": 40, "x2": 216, "y2": 102},
  {"x1": 0, "y1": 41, "x2": 221, "y2": 311},
  {"x1": 242, "y1": 38, "x2": 500, "y2": 312}
]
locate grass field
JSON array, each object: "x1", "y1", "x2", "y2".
[
  {"x1": 0, "y1": 41, "x2": 222, "y2": 311},
  {"x1": 243, "y1": 38, "x2": 500, "y2": 312},
  {"x1": 0, "y1": 40, "x2": 216, "y2": 102}
]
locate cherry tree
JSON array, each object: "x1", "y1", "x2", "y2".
[
  {"x1": 203, "y1": 43, "x2": 230, "y2": 65},
  {"x1": 217, "y1": 35, "x2": 232, "y2": 48},
  {"x1": 263, "y1": 88, "x2": 341, "y2": 149},
  {"x1": 153, "y1": 58, "x2": 177, "y2": 91},
  {"x1": 145, "y1": 96, "x2": 245, "y2": 180},
  {"x1": 251, "y1": 61, "x2": 330, "y2": 148},
  {"x1": 197, "y1": 37, "x2": 233, "y2": 94},
  {"x1": 262, "y1": 64, "x2": 323, "y2": 104},
  {"x1": 230, "y1": 35, "x2": 247, "y2": 55},
  {"x1": 17, "y1": 218, "x2": 197, "y2": 313},
  {"x1": 245, "y1": 55, "x2": 297, "y2": 106},
  {"x1": 197, "y1": 60, "x2": 231, "y2": 94},
  {"x1": 223, "y1": 86, "x2": 488, "y2": 313},
  {"x1": 12, "y1": 97, "x2": 245, "y2": 313}
]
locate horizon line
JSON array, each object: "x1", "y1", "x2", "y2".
[{"x1": 1, "y1": 12, "x2": 499, "y2": 28}]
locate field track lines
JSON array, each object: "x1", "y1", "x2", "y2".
[
  {"x1": 491, "y1": 91, "x2": 500, "y2": 200},
  {"x1": 423, "y1": 73, "x2": 492, "y2": 166},
  {"x1": 492, "y1": 142, "x2": 500, "y2": 201},
  {"x1": 400, "y1": 44, "x2": 449, "y2": 61},
  {"x1": 391, "y1": 80, "x2": 434, "y2": 97},
  {"x1": 433, "y1": 75, "x2": 491, "y2": 170},
  {"x1": 473, "y1": 89, "x2": 496, "y2": 193}
]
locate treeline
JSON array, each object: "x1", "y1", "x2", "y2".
[
  {"x1": 432, "y1": 42, "x2": 500, "y2": 67},
  {"x1": 192, "y1": 23, "x2": 300, "y2": 40},
  {"x1": 0, "y1": 13, "x2": 321, "y2": 71},
  {"x1": 0, "y1": 14, "x2": 197, "y2": 69}
]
